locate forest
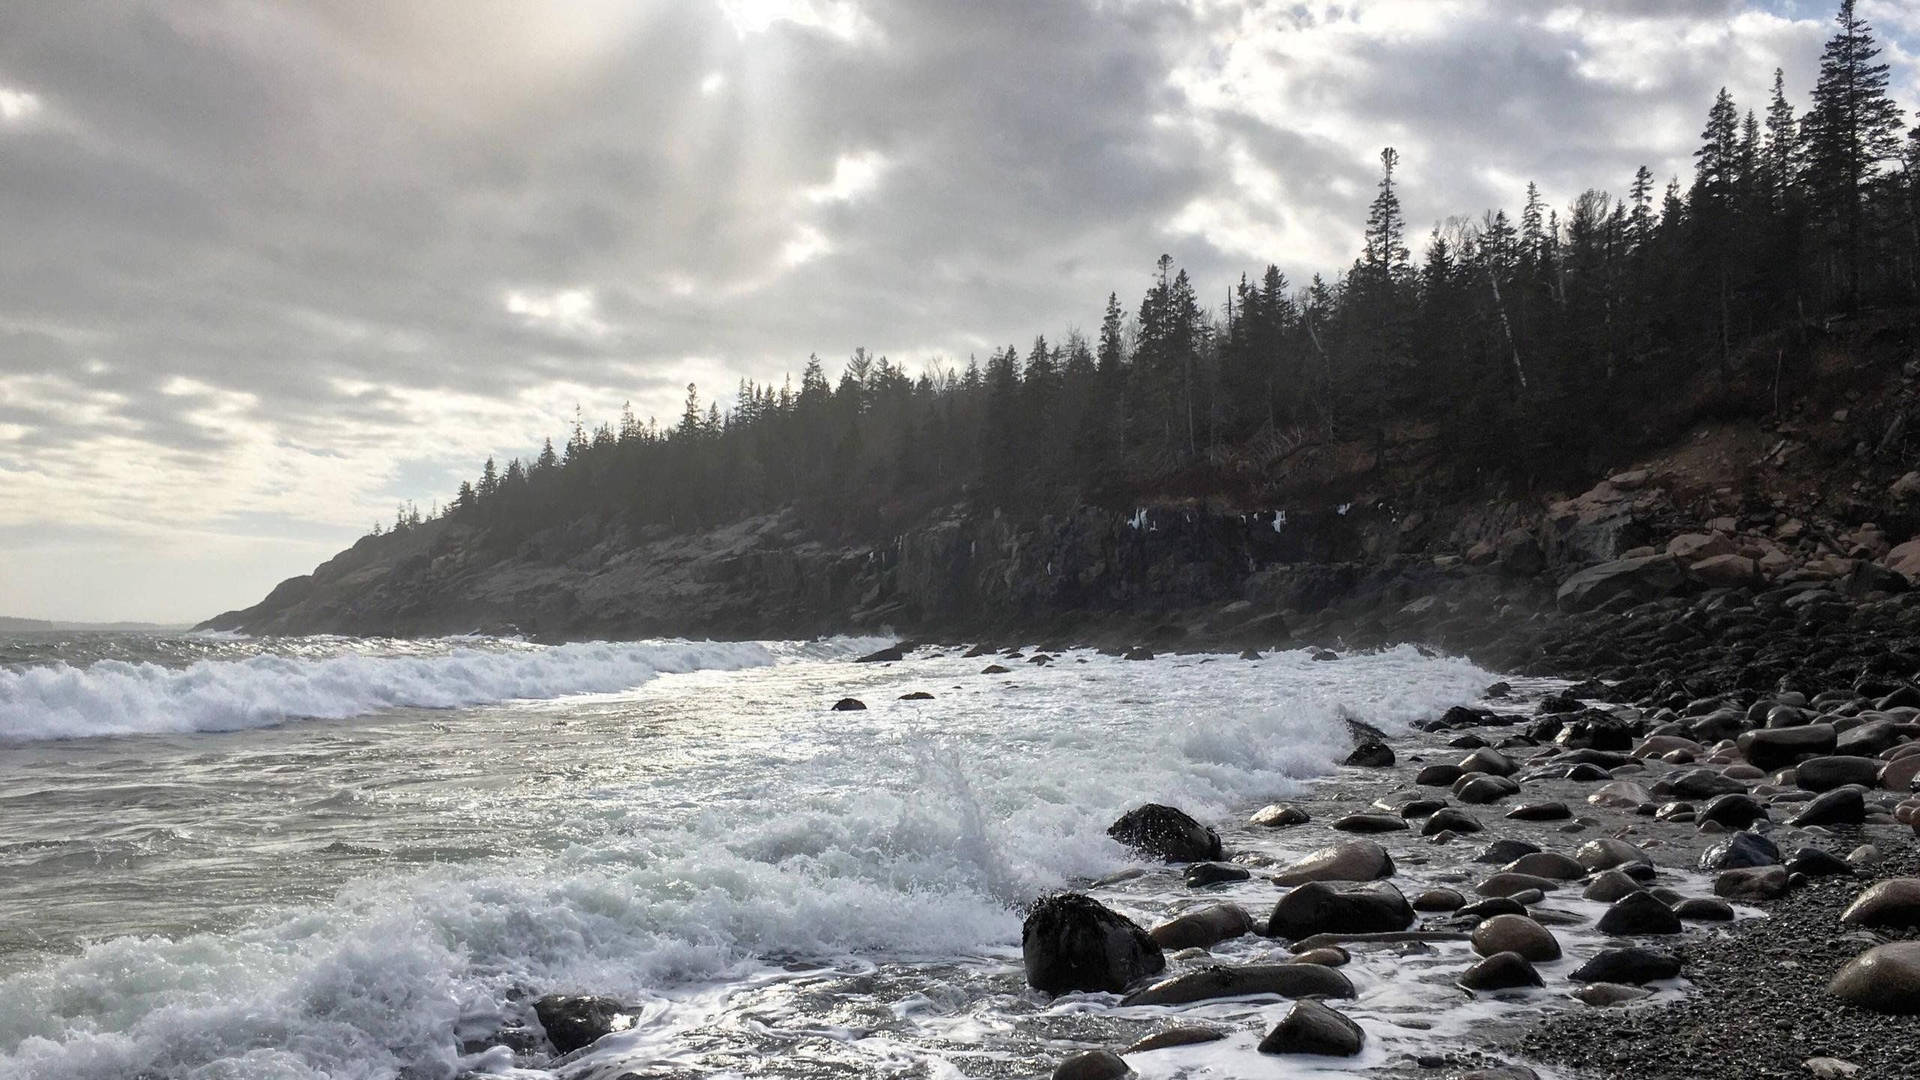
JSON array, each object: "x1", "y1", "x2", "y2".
[{"x1": 383, "y1": 1, "x2": 1920, "y2": 549}]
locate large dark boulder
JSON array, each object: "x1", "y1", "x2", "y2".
[
  {"x1": 1794, "y1": 756, "x2": 1883, "y2": 792},
  {"x1": 1789, "y1": 787, "x2": 1866, "y2": 827},
  {"x1": 1556, "y1": 555, "x2": 1685, "y2": 613},
  {"x1": 1270, "y1": 840, "x2": 1395, "y2": 885},
  {"x1": 1022, "y1": 893, "x2": 1165, "y2": 994},
  {"x1": 1148, "y1": 904, "x2": 1255, "y2": 950},
  {"x1": 1108, "y1": 804, "x2": 1223, "y2": 863},
  {"x1": 533, "y1": 995, "x2": 634, "y2": 1054},
  {"x1": 1267, "y1": 881, "x2": 1415, "y2": 940},
  {"x1": 1569, "y1": 947, "x2": 1682, "y2": 985}
]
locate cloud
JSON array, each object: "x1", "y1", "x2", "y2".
[{"x1": 0, "y1": 0, "x2": 1913, "y2": 621}]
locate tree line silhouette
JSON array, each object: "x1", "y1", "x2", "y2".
[{"x1": 381, "y1": 1, "x2": 1918, "y2": 549}]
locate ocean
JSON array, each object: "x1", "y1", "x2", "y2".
[{"x1": 0, "y1": 633, "x2": 1502, "y2": 1079}]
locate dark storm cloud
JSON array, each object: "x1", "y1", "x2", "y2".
[{"x1": 0, "y1": 0, "x2": 1913, "y2": 621}]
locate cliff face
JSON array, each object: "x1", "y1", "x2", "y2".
[{"x1": 203, "y1": 318, "x2": 1920, "y2": 645}]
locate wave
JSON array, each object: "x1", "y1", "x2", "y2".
[{"x1": 0, "y1": 639, "x2": 781, "y2": 743}]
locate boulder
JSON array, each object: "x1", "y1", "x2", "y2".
[
  {"x1": 1789, "y1": 788, "x2": 1866, "y2": 827},
  {"x1": 1184, "y1": 862, "x2": 1250, "y2": 888},
  {"x1": 1149, "y1": 904, "x2": 1256, "y2": 950},
  {"x1": 1471, "y1": 914, "x2": 1561, "y2": 962},
  {"x1": 1597, "y1": 891, "x2": 1683, "y2": 935},
  {"x1": 1886, "y1": 538, "x2": 1920, "y2": 582},
  {"x1": 1475, "y1": 873, "x2": 1561, "y2": 898},
  {"x1": 1022, "y1": 893, "x2": 1166, "y2": 994},
  {"x1": 1507, "y1": 801, "x2": 1573, "y2": 821},
  {"x1": 1668, "y1": 532, "x2": 1734, "y2": 561},
  {"x1": 1785, "y1": 847, "x2": 1855, "y2": 879},
  {"x1": 1345, "y1": 741, "x2": 1395, "y2": 767},
  {"x1": 1267, "y1": 881, "x2": 1415, "y2": 940},
  {"x1": 1699, "y1": 793, "x2": 1768, "y2": 828},
  {"x1": 1569, "y1": 947, "x2": 1682, "y2": 985},
  {"x1": 1413, "y1": 888, "x2": 1468, "y2": 912},
  {"x1": 1256, "y1": 999, "x2": 1366, "y2": 1057},
  {"x1": 1589, "y1": 781, "x2": 1652, "y2": 810},
  {"x1": 1459, "y1": 747, "x2": 1519, "y2": 776},
  {"x1": 855, "y1": 645, "x2": 906, "y2": 663},
  {"x1": 1796, "y1": 757, "x2": 1885, "y2": 792},
  {"x1": 1249, "y1": 803, "x2": 1310, "y2": 828},
  {"x1": 1576, "y1": 838, "x2": 1651, "y2": 873},
  {"x1": 1699, "y1": 831, "x2": 1780, "y2": 871},
  {"x1": 1689, "y1": 554, "x2": 1759, "y2": 587},
  {"x1": 1417, "y1": 764, "x2": 1467, "y2": 787},
  {"x1": 1108, "y1": 804, "x2": 1222, "y2": 863},
  {"x1": 1270, "y1": 840, "x2": 1395, "y2": 886},
  {"x1": 1121, "y1": 1028, "x2": 1227, "y2": 1055},
  {"x1": 830, "y1": 698, "x2": 867, "y2": 711},
  {"x1": 1839, "y1": 878, "x2": 1920, "y2": 929},
  {"x1": 1051, "y1": 1050, "x2": 1131, "y2": 1080},
  {"x1": 1737, "y1": 725, "x2": 1838, "y2": 771},
  {"x1": 1571, "y1": 983, "x2": 1653, "y2": 1007},
  {"x1": 1583, "y1": 869, "x2": 1645, "y2": 902},
  {"x1": 1557, "y1": 555, "x2": 1686, "y2": 612},
  {"x1": 1672, "y1": 897, "x2": 1735, "y2": 921},
  {"x1": 1331, "y1": 813, "x2": 1408, "y2": 834},
  {"x1": 533, "y1": 995, "x2": 635, "y2": 1054},
  {"x1": 1714, "y1": 865, "x2": 1789, "y2": 902},
  {"x1": 1456, "y1": 775, "x2": 1522, "y2": 804},
  {"x1": 1459, "y1": 951, "x2": 1544, "y2": 991},
  {"x1": 1828, "y1": 941, "x2": 1920, "y2": 1014},
  {"x1": 1422, "y1": 808, "x2": 1483, "y2": 835},
  {"x1": 1120, "y1": 963, "x2": 1355, "y2": 1007},
  {"x1": 1502, "y1": 852, "x2": 1586, "y2": 881}
]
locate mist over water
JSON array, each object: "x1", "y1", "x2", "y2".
[{"x1": 0, "y1": 636, "x2": 1496, "y2": 1079}]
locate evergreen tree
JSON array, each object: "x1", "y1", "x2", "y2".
[{"x1": 1802, "y1": 0, "x2": 1906, "y2": 303}]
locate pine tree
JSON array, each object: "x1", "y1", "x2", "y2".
[
  {"x1": 1802, "y1": 0, "x2": 1906, "y2": 303},
  {"x1": 1763, "y1": 68, "x2": 1802, "y2": 208}
]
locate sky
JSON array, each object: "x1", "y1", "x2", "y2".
[{"x1": 1, "y1": 0, "x2": 1916, "y2": 624}]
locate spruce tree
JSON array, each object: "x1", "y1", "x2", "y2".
[{"x1": 1802, "y1": 0, "x2": 1906, "y2": 303}]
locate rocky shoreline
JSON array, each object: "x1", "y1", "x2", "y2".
[{"x1": 1002, "y1": 621, "x2": 1920, "y2": 1080}]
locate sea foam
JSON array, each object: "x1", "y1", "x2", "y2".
[{"x1": 0, "y1": 639, "x2": 779, "y2": 743}]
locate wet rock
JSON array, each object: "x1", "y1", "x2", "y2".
[
  {"x1": 1459, "y1": 950, "x2": 1544, "y2": 991},
  {"x1": 1803, "y1": 1058, "x2": 1863, "y2": 1080},
  {"x1": 1456, "y1": 775, "x2": 1522, "y2": 804},
  {"x1": 1699, "y1": 831, "x2": 1780, "y2": 871},
  {"x1": 1023, "y1": 893, "x2": 1166, "y2": 994},
  {"x1": 1785, "y1": 846, "x2": 1855, "y2": 878},
  {"x1": 1267, "y1": 881, "x2": 1415, "y2": 940},
  {"x1": 1475, "y1": 873, "x2": 1561, "y2": 898},
  {"x1": 1839, "y1": 878, "x2": 1920, "y2": 929},
  {"x1": 1051, "y1": 1050, "x2": 1132, "y2": 1080},
  {"x1": 1589, "y1": 781, "x2": 1652, "y2": 809},
  {"x1": 1417, "y1": 764, "x2": 1467, "y2": 786},
  {"x1": 1662, "y1": 768, "x2": 1747, "y2": 798},
  {"x1": 1827, "y1": 941, "x2": 1920, "y2": 1014},
  {"x1": 1460, "y1": 747, "x2": 1519, "y2": 776},
  {"x1": 1672, "y1": 897, "x2": 1735, "y2": 921},
  {"x1": 1471, "y1": 914, "x2": 1561, "y2": 962},
  {"x1": 1332, "y1": 813, "x2": 1408, "y2": 834},
  {"x1": 1571, "y1": 982, "x2": 1653, "y2": 1007},
  {"x1": 1148, "y1": 904, "x2": 1255, "y2": 950},
  {"x1": 898, "y1": 691, "x2": 935, "y2": 701},
  {"x1": 1582, "y1": 870, "x2": 1645, "y2": 902},
  {"x1": 1122, "y1": 1028, "x2": 1227, "y2": 1055},
  {"x1": 533, "y1": 995, "x2": 634, "y2": 1054},
  {"x1": 1737, "y1": 724, "x2": 1838, "y2": 771},
  {"x1": 1597, "y1": 891, "x2": 1684, "y2": 935},
  {"x1": 855, "y1": 645, "x2": 906, "y2": 663},
  {"x1": 1502, "y1": 852, "x2": 1586, "y2": 880},
  {"x1": 1184, "y1": 862, "x2": 1250, "y2": 888},
  {"x1": 1576, "y1": 838, "x2": 1650, "y2": 872},
  {"x1": 1291, "y1": 945, "x2": 1351, "y2": 967},
  {"x1": 1345, "y1": 741, "x2": 1395, "y2": 767},
  {"x1": 1789, "y1": 788, "x2": 1866, "y2": 827},
  {"x1": 1257, "y1": 999, "x2": 1366, "y2": 1057},
  {"x1": 1714, "y1": 865, "x2": 1790, "y2": 902},
  {"x1": 1249, "y1": 803, "x2": 1309, "y2": 828},
  {"x1": 1121, "y1": 963, "x2": 1355, "y2": 1006},
  {"x1": 1796, "y1": 756, "x2": 1884, "y2": 792},
  {"x1": 830, "y1": 698, "x2": 867, "y2": 711},
  {"x1": 1413, "y1": 888, "x2": 1467, "y2": 912},
  {"x1": 1420, "y1": 808, "x2": 1481, "y2": 837},
  {"x1": 1699, "y1": 793, "x2": 1767, "y2": 828},
  {"x1": 1271, "y1": 840, "x2": 1395, "y2": 886},
  {"x1": 1507, "y1": 800, "x2": 1573, "y2": 821},
  {"x1": 1569, "y1": 947, "x2": 1682, "y2": 985},
  {"x1": 1108, "y1": 804, "x2": 1222, "y2": 863},
  {"x1": 981, "y1": 664, "x2": 1011, "y2": 674},
  {"x1": 1475, "y1": 839, "x2": 1542, "y2": 865}
]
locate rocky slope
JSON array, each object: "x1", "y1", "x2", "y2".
[{"x1": 201, "y1": 317, "x2": 1920, "y2": 648}]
